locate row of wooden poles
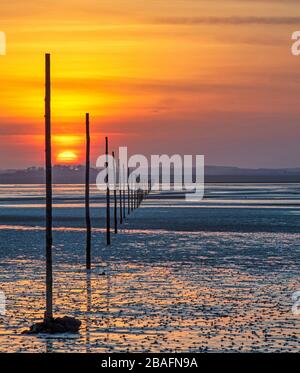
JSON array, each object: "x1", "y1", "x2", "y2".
[
  {"x1": 44, "y1": 54, "x2": 150, "y2": 321},
  {"x1": 86, "y1": 126, "x2": 151, "y2": 267}
]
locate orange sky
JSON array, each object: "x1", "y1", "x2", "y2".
[{"x1": 1, "y1": 0, "x2": 300, "y2": 168}]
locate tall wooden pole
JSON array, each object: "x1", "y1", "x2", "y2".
[
  {"x1": 45, "y1": 53, "x2": 53, "y2": 321},
  {"x1": 106, "y1": 137, "x2": 111, "y2": 245},
  {"x1": 85, "y1": 113, "x2": 91, "y2": 269},
  {"x1": 112, "y1": 151, "x2": 118, "y2": 234}
]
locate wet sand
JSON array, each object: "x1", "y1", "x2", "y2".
[{"x1": 0, "y1": 183, "x2": 299, "y2": 352}]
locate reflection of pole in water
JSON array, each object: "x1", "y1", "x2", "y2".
[
  {"x1": 86, "y1": 271, "x2": 92, "y2": 353},
  {"x1": 105, "y1": 262, "x2": 111, "y2": 348},
  {"x1": 45, "y1": 338, "x2": 53, "y2": 353}
]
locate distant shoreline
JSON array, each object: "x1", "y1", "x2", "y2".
[
  {"x1": 1, "y1": 178, "x2": 300, "y2": 184},
  {"x1": 1, "y1": 165, "x2": 300, "y2": 184}
]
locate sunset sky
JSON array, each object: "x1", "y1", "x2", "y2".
[{"x1": 0, "y1": 0, "x2": 300, "y2": 168}]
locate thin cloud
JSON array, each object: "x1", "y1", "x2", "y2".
[{"x1": 150, "y1": 16, "x2": 300, "y2": 25}]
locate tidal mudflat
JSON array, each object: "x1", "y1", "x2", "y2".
[{"x1": 0, "y1": 184, "x2": 299, "y2": 352}]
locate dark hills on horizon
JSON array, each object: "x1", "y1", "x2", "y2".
[{"x1": 1, "y1": 165, "x2": 300, "y2": 184}]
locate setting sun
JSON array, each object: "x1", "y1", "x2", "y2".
[{"x1": 56, "y1": 150, "x2": 78, "y2": 164}]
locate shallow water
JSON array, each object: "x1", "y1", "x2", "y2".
[{"x1": 0, "y1": 184, "x2": 299, "y2": 352}]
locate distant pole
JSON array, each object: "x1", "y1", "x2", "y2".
[
  {"x1": 136, "y1": 189, "x2": 138, "y2": 209},
  {"x1": 122, "y1": 165, "x2": 126, "y2": 219},
  {"x1": 132, "y1": 183, "x2": 134, "y2": 210},
  {"x1": 106, "y1": 137, "x2": 111, "y2": 245},
  {"x1": 127, "y1": 167, "x2": 130, "y2": 215},
  {"x1": 85, "y1": 113, "x2": 91, "y2": 269},
  {"x1": 119, "y1": 159, "x2": 123, "y2": 224},
  {"x1": 134, "y1": 186, "x2": 136, "y2": 209},
  {"x1": 131, "y1": 178, "x2": 134, "y2": 212},
  {"x1": 45, "y1": 53, "x2": 53, "y2": 321},
  {"x1": 149, "y1": 168, "x2": 152, "y2": 193},
  {"x1": 131, "y1": 170, "x2": 133, "y2": 212},
  {"x1": 112, "y1": 151, "x2": 118, "y2": 234}
]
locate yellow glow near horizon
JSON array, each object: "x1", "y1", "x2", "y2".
[{"x1": 53, "y1": 135, "x2": 82, "y2": 147}]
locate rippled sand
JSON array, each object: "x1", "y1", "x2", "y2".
[{"x1": 0, "y1": 184, "x2": 299, "y2": 352}]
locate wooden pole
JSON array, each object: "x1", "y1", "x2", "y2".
[
  {"x1": 127, "y1": 167, "x2": 130, "y2": 215},
  {"x1": 106, "y1": 137, "x2": 111, "y2": 245},
  {"x1": 45, "y1": 53, "x2": 53, "y2": 321},
  {"x1": 118, "y1": 159, "x2": 123, "y2": 224},
  {"x1": 136, "y1": 189, "x2": 138, "y2": 208},
  {"x1": 133, "y1": 177, "x2": 135, "y2": 208},
  {"x1": 132, "y1": 183, "x2": 134, "y2": 210},
  {"x1": 131, "y1": 178, "x2": 134, "y2": 212},
  {"x1": 131, "y1": 169, "x2": 133, "y2": 213},
  {"x1": 122, "y1": 165, "x2": 126, "y2": 219},
  {"x1": 134, "y1": 184, "x2": 136, "y2": 209},
  {"x1": 112, "y1": 151, "x2": 117, "y2": 234},
  {"x1": 85, "y1": 113, "x2": 91, "y2": 270}
]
